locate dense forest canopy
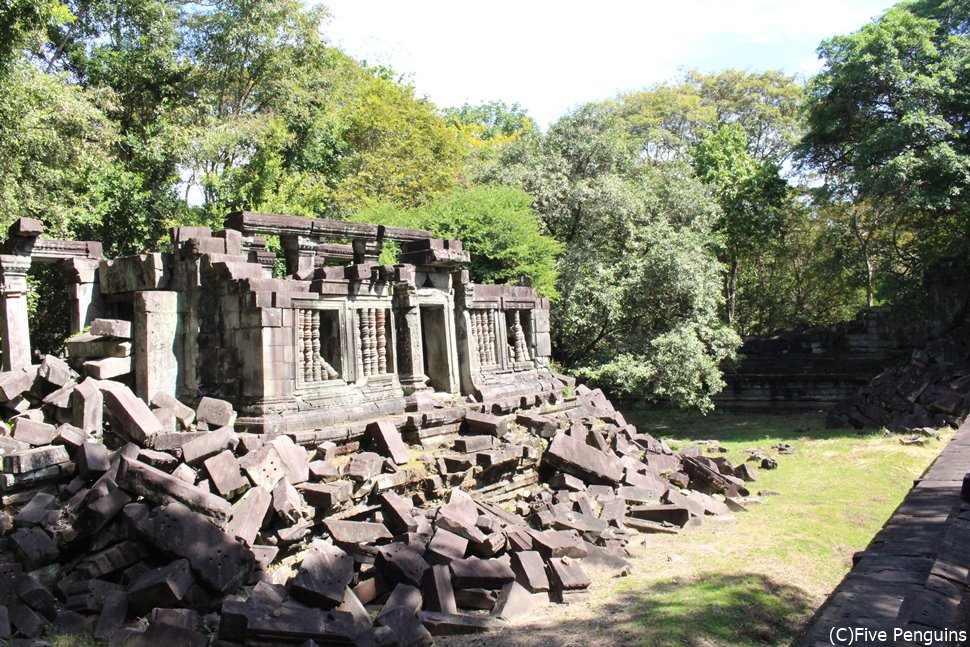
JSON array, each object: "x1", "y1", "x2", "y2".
[{"x1": 0, "y1": 0, "x2": 966, "y2": 410}]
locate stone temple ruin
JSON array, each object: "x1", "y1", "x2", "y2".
[{"x1": 0, "y1": 214, "x2": 765, "y2": 644}]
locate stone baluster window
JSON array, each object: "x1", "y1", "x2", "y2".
[
  {"x1": 297, "y1": 308, "x2": 341, "y2": 384},
  {"x1": 506, "y1": 310, "x2": 533, "y2": 364},
  {"x1": 356, "y1": 307, "x2": 392, "y2": 378},
  {"x1": 470, "y1": 309, "x2": 498, "y2": 368}
]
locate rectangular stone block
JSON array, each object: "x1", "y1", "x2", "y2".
[
  {"x1": 3, "y1": 445, "x2": 70, "y2": 474},
  {"x1": 101, "y1": 382, "x2": 162, "y2": 444},
  {"x1": 12, "y1": 419, "x2": 57, "y2": 446},
  {"x1": 84, "y1": 356, "x2": 132, "y2": 379},
  {"x1": 117, "y1": 456, "x2": 231, "y2": 521},
  {"x1": 226, "y1": 487, "x2": 271, "y2": 546},
  {"x1": 90, "y1": 319, "x2": 132, "y2": 338},
  {"x1": 290, "y1": 540, "x2": 354, "y2": 609},
  {"x1": 367, "y1": 420, "x2": 410, "y2": 465},
  {"x1": 542, "y1": 433, "x2": 624, "y2": 485}
]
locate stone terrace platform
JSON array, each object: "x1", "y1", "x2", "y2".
[{"x1": 798, "y1": 424, "x2": 970, "y2": 646}]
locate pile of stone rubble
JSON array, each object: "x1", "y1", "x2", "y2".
[
  {"x1": 827, "y1": 325, "x2": 970, "y2": 432},
  {"x1": 0, "y1": 321, "x2": 767, "y2": 645}
]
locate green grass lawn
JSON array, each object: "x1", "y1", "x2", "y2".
[{"x1": 444, "y1": 410, "x2": 952, "y2": 647}]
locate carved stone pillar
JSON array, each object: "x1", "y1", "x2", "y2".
[
  {"x1": 62, "y1": 258, "x2": 104, "y2": 334},
  {"x1": 280, "y1": 235, "x2": 319, "y2": 278},
  {"x1": 393, "y1": 283, "x2": 428, "y2": 394},
  {"x1": 0, "y1": 254, "x2": 33, "y2": 370}
]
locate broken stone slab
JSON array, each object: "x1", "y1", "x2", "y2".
[
  {"x1": 423, "y1": 564, "x2": 458, "y2": 614},
  {"x1": 418, "y1": 611, "x2": 503, "y2": 636},
  {"x1": 548, "y1": 557, "x2": 591, "y2": 592},
  {"x1": 427, "y1": 528, "x2": 469, "y2": 565},
  {"x1": 90, "y1": 318, "x2": 132, "y2": 338},
  {"x1": 271, "y1": 478, "x2": 303, "y2": 523},
  {"x1": 367, "y1": 419, "x2": 411, "y2": 465},
  {"x1": 42, "y1": 383, "x2": 75, "y2": 409},
  {"x1": 376, "y1": 582, "x2": 423, "y2": 621},
  {"x1": 347, "y1": 451, "x2": 384, "y2": 481},
  {"x1": 270, "y1": 434, "x2": 310, "y2": 484},
  {"x1": 492, "y1": 581, "x2": 533, "y2": 621},
  {"x1": 374, "y1": 492, "x2": 415, "y2": 536},
  {"x1": 516, "y1": 412, "x2": 558, "y2": 437},
  {"x1": 72, "y1": 377, "x2": 103, "y2": 434},
  {"x1": 117, "y1": 456, "x2": 232, "y2": 522},
  {"x1": 10, "y1": 527, "x2": 59, "y2": 569},
  {"x1": 324, "y1": 519, "x2": 393, "y2": 545},
  {"x1": 136, "y1": 502, "x2": 255, "y2": 593},
  {"x1": 543, "y1": 433, "x2": 624, "y2": 485},
  {"x1": 464, "y1": 411, "x2": 508, "y2": 437},
  {"x1": 203, "y1": 449, "x2": 248, "y2": 497},
  {"x1": 13, "y1": 492, "x2": 56, "y2": 527},
  {"x1": 2, "y1": 445, "x2": 70, "y2": 474},
  {"x1": 181, "y1": 426, "x2": 236, "y2": 465},
  {"x1": 150, "y1": 392, "x2": 195, "y2": 427},
  {"x1": 301, "y1": 481, "x2": 352, "y2": 513},
  {"x1": 219, "y1": 599, "x2": 357, "y2": 645},
  {"x1": 196, "y1": 396, "x2": 237, "y2": 428},
  {"x1": 510, "y1": 551, "x2": 550, "y2": 592},
  {"x1": 453, "y1": 588, "x2": 498, "y2": 610},
  {"x1": 628, "y1": 503, "x2": 691, "y2": 527},
  {"x1": 37, "y1": 355, "x2": 77, "y2": 388},
  {"x1": 0, "y1": 367, "x2": 37, "y2": 402},
  {"x1": 376, "y1": 543, "x2": 430, "y2": 587},
  {"x1": 83, "y1": 356, "x2": 133, "y2": 379},
  {"x1": 290, "y1": 540, "x2": 355, "y2": 609},
  {"x1": 12, "y1": 419, "x2": 57, "y2": 446},
  {"x1": 126, "y1": 558, "x2": 194, "y2": 615},
  {"x1": 67, "y1": 333, "x2": 132, "y2": 358},
  {"x1": 373, "y1": 607, "x2": 434, "y2": 646},
  {"x1": 238, "y1": 441, "x2": 287, "y2": 489},
  {"x1": 53, "y1": 423, "x2": 86, "y2": 451},
  {"x1": 528, "y1": 529, "x2": 588, "y2": 559},
  {"x1": 101, "y1": 382, "x2": 162, "y2": 444},
  {"x1": 449, "y1": 556, "x2": 515, "y2": 589},
  {"x1": 225, "y1": 486, "x2": 272, "y2": 546}
]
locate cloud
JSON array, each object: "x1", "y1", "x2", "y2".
[{"x1": 320, "y1": 0, "x2": 895, "y2": 126}]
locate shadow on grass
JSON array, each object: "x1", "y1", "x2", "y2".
[
  {"x1": 619, "y1": 407, "x2": 880, "y2": 446},
  {"x1": 443, "y1": 572, "x2": 815, "y2": 647}
]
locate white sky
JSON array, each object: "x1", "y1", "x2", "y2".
[{"x1": 320, "y1": 0, "x2": 898, "y2": 127}]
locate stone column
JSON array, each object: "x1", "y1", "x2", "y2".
[
  {"x1": 280, "y1": 235, "x2": 319, "y2": 278},
  {"x1": 63, "y1": 258, "x2": 104, "y2": 334},
  {"x1": 0, "y1": 254, "x2": 32, "y2": 371},
  {"x1": 393, "y1": 282, "x2": 428, "y2": 394},
  {"x1": 133, "y1": 291, "x2": 180, "y2": 402}
]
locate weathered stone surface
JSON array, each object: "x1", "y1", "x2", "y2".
[
  {"x1": 270, "y1": 434, "x2": 309, "y2": 484},
  {"x1": 368, "y1": 419, "x2": 410, "y2": 465},
  {"x1": 181, "y1": 426, "x2": 235, "y2": 465},
  {"x1": 126, "y1": 559, "x2": 194, "y2": 615},
  {"x1": 102, "y1": 382, "x2": 162, "y2": 443},
  {"x1": 418, "y1": 610, "x2": 503, "y2": 636},
  {"x1": 14, "y1": 492, "x2": 56, "y2": 526},
  {"x1": 290, "y1": 540, "x2": 355, "y2": 609},
  {"x1": 423, "y1": 564, "x2": 458, "y2": 614},
  {"x1": 151, "y1": 392, "x2": 195, "y2": 427},
  {"x1": 83, "y1": 356, "x2": 133, "y2": 379},
  {"x1": 196, "y1": 396, "x2": 237, "y2": 428},
  {"x1": 324, "y1": 519, "x2": 393, "y2": 545},
  {"x1": 492, "y1": 581, "x2": 532, "y2": 621},
  {"x1": 226, "y1": 486, "x2": 271, "y2": 546},
  {"x1": 0, "y1": 367, "x2": 36, "y2": 401},
  {"x1": 38, "y1": 354, "x2": 77, "y2": 387},
  {"x1": 427, "y1": 527, "x2": 468, "y2": 565},
  {"x1": 72, "y1": 377, "x2": 103, "y2": 434},
  {"x1": 548, "y1": 557, "x2": 591, "y2": 591},
  {"x1": 10, "y1": 527, "x2": 59, "y2": 569},
  {"x1": 543, "y1": 433, "x2": 624, "y2": 484},
  {"x1": 347, "y1": 451, "x2": 384, "y2": 481},
  {"x1": 449, "y1": 556, "x2": 515, "y2": 589},
  {"x1": 3, "y1": 445, "x2": 69, "y2": 473},
  {"x1": 376, "y1": 543, "x2": 430, "y2": 587},
  {"x1": 90, "y1": 318, "x2": 132, "y2": 338},
  {"x1": 136, "y1": 502, "x2": 254, "y2": 593},
  {"x1": 510, "y1": 551, "x2": 549, "y2": 592},
  {"x1": 203, "y1": 449, "x2": 248, "y2": 496},
  {"x1": 117, "y1": 456, "x2": 232, "y2": 521},
  {"x1": 12, "y1": 419, "x2": 57, "y2": 446},
  {"x1": 464, "y1": 411, "x2": 507, "y2": 437}
]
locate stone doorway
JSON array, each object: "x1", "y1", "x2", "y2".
[{"x1": 420, "y1": 305, "x2": 450, "y2": 392}]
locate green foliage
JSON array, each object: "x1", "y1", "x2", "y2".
[
  {"x1": 0, "y1": 0, "x2": 70, "y2": 77},
  {"x1": 352, "y1": 186, "x2": 562, "y2": 298},
  {"x1": 691, "y1": 123, "x2": 789, "y2": 324},
  {"x1": 0, "y1": 60, "x2": 114, "y2": 237},
  {"x1": 481, "y1": 108, "x2": 739, "y2": 410},
  {"x1": 799, "y1": 0, "x2": 970, "y2": 296},
  {"x1": 606, "y1": 69, "x2": 804, "y2": 162}
]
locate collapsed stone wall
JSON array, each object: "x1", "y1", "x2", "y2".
[
  {"x1": 827, "y1": 325, "x2": 970, "y2": 432},
  {"x1": 0, "y1": 210, "x2": 781, "y2": 643},
  {"x1": 0, "y1": 355, "x2": 770, "y2": 644}
]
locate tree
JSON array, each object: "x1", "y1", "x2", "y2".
[
  {"x1": 352, "y1": 186, "x2": 562, "y2": 298},
  {"x1": 605, "y1": 69, "x2": 803, "y2": 162},
  {"x1": 691, "y1": 123, "x2": 789, "y2": 325},
  {"x1": 482, "y1": 107, "x2": 739, "y2": 410},
  {"x1": 799, "y1": 0, "x2": 970, "y2": 295}
]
